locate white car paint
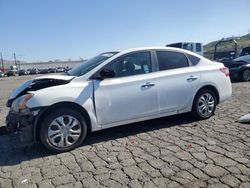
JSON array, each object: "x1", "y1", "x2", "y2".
[
  {"x1": 9, "y1": 79, "x2": 33, "y2": 100},
  {"x1": 10, "y1": 47, "x2": 232, "y2": 132},
  {"x1": 156, "y1": 66, "x2": 201, "y2": 113},
  {"x1": 94, "y1": 72, "x2": 159, "y2": 125},
  {"x1": 8, "y1": 75, "x2": 75, "y2": 100},
  {"x1": 34, "y1": 74, "x2": 76, "y2": 81}
]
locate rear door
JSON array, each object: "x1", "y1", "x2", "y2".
[
  {"x1": 155, "y1": 50, "x2": 200, "y2": 113},
  {"x1": 93, "y1": 51, "x2": 159, "y2": 127}
]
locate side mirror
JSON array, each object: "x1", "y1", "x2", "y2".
[{"x1": 99, "y1": 69, "x2": 115, "y2": 78}]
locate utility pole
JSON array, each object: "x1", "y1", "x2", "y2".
[
  {"x1": 0, "y1": 52, "x2": 4, "y2": 71},
  {"x1": 14, "y1": 53, "x2": 17, "y2": 66},
  {"x1": 13, "y1": 52, "x2": 18, "y2": 70}
]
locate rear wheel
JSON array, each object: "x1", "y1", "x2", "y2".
[
  {"x1": 242, "y1": 69, "x2": 250, "y2": 82},
  {"x1": 192, "y1": 89, "x2": 217, "y2": 119},
  {"x1": 40, "y1": 108, "x2": 87, "y2": 152}
]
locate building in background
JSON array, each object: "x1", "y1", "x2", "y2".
[{"x1": 2, "y1": 60, "x2": 85, "y2": 71}]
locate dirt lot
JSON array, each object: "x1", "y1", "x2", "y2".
[{"x1": 0, "y1": 75, "x2": 250, "y2": 188}]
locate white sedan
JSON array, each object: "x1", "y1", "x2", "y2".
[{"x1": 6, "y1": 47, "x2": 232, "y2": 152}]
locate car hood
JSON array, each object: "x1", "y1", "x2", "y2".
[
  {"x1": 233, "y1": 55, "x2": 250, "y2": 64},
  {"x1": 7, "y1": 75, "x2": 75, "y2": 107},
  {"x1": 33, "y1": 74, "x2": 75, "y2": 81}
]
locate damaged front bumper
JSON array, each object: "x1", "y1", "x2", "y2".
[{"x1": 5, "y1": 110, "x2": 39, "y2": 145}]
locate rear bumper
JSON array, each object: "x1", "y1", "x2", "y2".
[{"x1": 218, "y1": 77, "x2": 232, "y2": 103}]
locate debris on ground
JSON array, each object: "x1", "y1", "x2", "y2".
[
  {"x1": 21, "y1": 179, "x2": 27, "y2": 184},
  {"x1": 239, "y1": 113, "x2": 250, "y2": 123},
  {"x1": 130, "y1": 138, "x2": 136, "y2": 144}
]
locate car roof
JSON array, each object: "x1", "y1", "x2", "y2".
[{"x1": 107, "y1": 46, "x2": 202, "y2": 58}]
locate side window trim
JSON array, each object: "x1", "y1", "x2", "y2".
[
  {"x1": 154, "y1": 50, "x2": 190, "y2": 72},
  {"x1": 97, "y1": 50, "x2": 153, "y2": 79},
  {"x1": 183, "y1": 53, "x2": 193, "y2": 67},
  {"x1": 185, "y1": 53, "x2": 201, "y2": 66},
  {"x1": 150, "y1": 50, "x2": 158, "y2": 72}
]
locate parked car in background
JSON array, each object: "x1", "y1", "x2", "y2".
[
  {"x1": 18, "y1": 69, "x2": 28, "y2": 76},
  {"x1": 6, "y1": 47, "x2": 232, "y2": 152},
  {"x1": 39, "y1": 68, "x2": 49, "y2": 74},
  {"x1": 5, "y1": 69, "x2": 18, "y2": 77},
  {"x1": 228, "y1": 55, "x2": 250, "y2": 81},
  {"x1": 48, "y1": 68, "x2": 56, "y2": 73},
  {"x1": 0, "y1": 70, "x2": 5, "y2": 77},
  {"x1": 26, "y1": 69, "x2": 30, "y2": 75},
  {"x1": 64, "y1": 66, "x2": 72, "y2": 72},
  {"x1": 56, "y1": 67, "x2": 65, "y2": 72},
  {"x1": 212, "y1": 39, "x2": 250, "y2": 81},
  {"x1": 29, "y1": 68, "x2": 39, "y2": 74}
]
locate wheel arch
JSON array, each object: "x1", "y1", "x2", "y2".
[
  {"x1": 34, "y1": 102, "x2": 92, "y2": 142},
  {"x1": 240, "y1": 67, "x2": 250, "y2": 81},
  {"x1": 194, "y1": 85, "x2": 220, "y2": 105}
]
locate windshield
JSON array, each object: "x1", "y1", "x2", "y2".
[{"x1": 67, "y1": 52, "x2": 118, "y2": 76}]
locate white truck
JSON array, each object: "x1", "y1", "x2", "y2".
[{"x1": 166, "y1": 42, "x2": 203, "y2": 56}]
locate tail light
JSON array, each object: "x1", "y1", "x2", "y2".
[{"x1": 219, "y1": 67, "x2": 229, "y2": 77}]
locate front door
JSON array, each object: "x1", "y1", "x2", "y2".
[{"x1": 93, "y1": 51, "x2": 159, "y2": 127}]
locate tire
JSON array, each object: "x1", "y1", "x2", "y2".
[
  {"x1": 40, "y1": 108, "x2": 87, "y2": 152},
  {"x1": 242, "y1": 69, "x2": 250, "y2": 82},
  {"x1": 192, "y1": 89, "x2": 217, "y2": 120}
]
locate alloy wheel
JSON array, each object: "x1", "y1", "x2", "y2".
[
  {"x1": 197, "y1": 93, "x2": 215, "y2": 117},
  {"x1": 48, "y1": 115, "x2": 81, "y2": 148},
  {"x1": 242, "y1": 69, "x2": 250, "y2": 81}
]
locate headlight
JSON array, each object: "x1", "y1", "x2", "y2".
[{"x1": 11, "y1": 93, "x2": 34, "y2": 113}]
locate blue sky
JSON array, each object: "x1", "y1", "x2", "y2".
[{"x1": 0, "y1": 0, "x2": 250, "y2": 62}]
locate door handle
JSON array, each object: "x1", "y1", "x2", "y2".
[
  {"x1": 187, "y1": 75, "x2": 198, "y2": 82},
  {"x1": 141, "y1": 82, "x2": 155, "y2": 88}
]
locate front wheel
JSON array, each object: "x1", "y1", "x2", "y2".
[
  {"x1": 192, "y1": 89, "x2": 217, "y2": 119},
  {"x1": 242, "y1": 69, "x2": 250, "y2": 82},
  {"x1": 40, "y1": 108, "x2": 87, "y2": 152}
]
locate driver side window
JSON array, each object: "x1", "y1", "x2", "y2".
[{"x1": 105, "y1": 51, "x2": 152, "y2": 78}]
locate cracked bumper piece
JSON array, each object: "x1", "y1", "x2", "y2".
[{"x1": 6, "y1": 111, "x2": 35, "y2": 144}]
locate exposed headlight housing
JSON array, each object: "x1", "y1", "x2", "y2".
[{"x1": 11, "y1": 93, "x2": 34, "y2": 114}]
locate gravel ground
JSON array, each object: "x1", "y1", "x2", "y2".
[{"x1": 0, "y1": 75, "x2": 250, "y2": 188}]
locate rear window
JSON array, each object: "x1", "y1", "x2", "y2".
[
  {"x1": 187, "y1": 54, "x2": 200, "y2": 66},
  {"x1": 156, "y1": 51, "x2": 189, "y2": 71}
]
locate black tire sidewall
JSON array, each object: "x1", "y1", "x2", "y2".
[
  {"x1": 242, "y1": 69, "x2": 250, "y2": 82},
  {"x1": 192, "y1": 89, "x2": 217, "y2": 119},
  {"x1": 40, "y1": 108, "x2": 87, "y2": 152}
]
